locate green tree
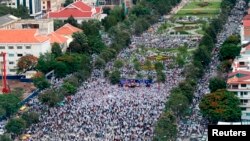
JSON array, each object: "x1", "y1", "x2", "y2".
[
  {"x1": 109, "y1": 70, "x2": 121, "y2": 84},
  {"x1": 94, "y1": 57, "x2": 106, "y2": 69},
  {"x1": 54, "y1": 20, "x2": 64, "y2": 30},
  {"x1": 114, "y1": 60, "x2": 124, "y2": 69},
  {"x1": 0, "y1": 134, "x2": 12, "y2": 141},
  {"x1": 32, "y1": 74, "x2": 50, "y2": 90},
  {"x1": 81, "y1": 20, "x2": 101, "y2": 36},
  {"x1": 154, "y1": 111, "x2": 177, "y2": 141},
  {"x1": 38, "y1": 89, "x2": 64, "y2": 107},
  {"x1": 0, "y1": 95, "x2": 20, "y2": 117},
  {"x1": 154, "y1": 62, "x2": 164, "y2": 71},
  {"x1": 63, "y1": 0, "x2": 73, "y2": 7},
  {"x1": 68, "y1": 32, "x2": 89, "y2": 54},
  {"x1": 54, "y1": 61, "x2": 69, "y2": 78},
  {"x1": 15, "y1": 5, "x2": 30, "y2": 19},
  {"x1": 224, "y1": 34, "x2": 240, "y2": 44},
  {"x1": 156, "y1": 71, "x2": 166, "y2": 83},
  {"x1": 5, "y1": 118, "x2": 26, "y2": 135},
  {"x1": 36, "y1": 53, "x2": 57, "y2": 74},
  {"x1": 193, "y1": 45, "x2": 211, "y2": 67},
  {"x1": 64, "y1": 16, "x2": 78, "y2": 27},
  {"x1": 134, "y1": 18, "x2": 150, "y2": 35},
  {"x1": 131, "y1": 4, "x2": 150, "y2": 17},
  {"x1": 209, "y1": 77, "x2": 227, "y2": 92},
  {"x1": 61, "y1": 82, "x2": 77, "y2": 96},
  {"x1": 199, "y1": 89, "x2": 241, "y2": 123},
  {"x1": 166, "y1": 93, "x2": 189, "y2": 117},
  {"x1": 134, "y1": 61, "x2": 141, "y2": 71},
  {"x1": 51, "y1": 43, "x2": 62, "y2": 58},
  {"x1": 219, "y1": 44, "x2": 241, "y2": 61},
  {"x1": 21, "y1": 112, "x2": 39, "y2": 127}
]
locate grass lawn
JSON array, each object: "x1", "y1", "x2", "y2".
[
  {"x1": 176, "y1": 0, "x2": 221, "y2": 18},
  {"x1": 182, "y1": 1, "x2": 221, "y2": 10}
]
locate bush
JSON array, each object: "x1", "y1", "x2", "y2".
[
  {"x1": 32, "y1": 74, "x2": 50, "y2": 90},
  {"x1": 114, "y1": 60, "x2": 124, "y2": 69},
  {"x1": 21, "y1": 112, "x2": 39, "y2": 127},
  {"x1": 38, "y1": 89, "x2": 64, "y2": 107},
  {"x1": 94, "y1": 57, "x2": 106, "y2": 69},
  {"x1": 109, "y1": 70, "x2": 121, "y2": 84},
  {"x1": 61, "y1": 82, "x2": 77, "y2": 96},
  {"x1": 5, "y1": 118, "x2": 26, "y2": 135}
]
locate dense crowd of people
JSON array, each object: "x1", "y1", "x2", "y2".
[
  {"x1": 177, "y1": 0, "x2": 246, "y2": 140},
  {"x1": 25, "y1": 1, "x2": 192, "y2": 140}
]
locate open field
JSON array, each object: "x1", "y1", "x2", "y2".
[{"x1": 175, "y1": 0, "x2": 222, "y2": 18}]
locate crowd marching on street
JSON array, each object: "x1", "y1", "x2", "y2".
[
  {"x1": 24, "y1": 0, "x2": 195, "y2": 140},
  {"x1": 177, "y1": 0, "x2": 247, "y2": 141},
  {"x1": 22, "y1": 0, "x2": 247, "y2": 140}
]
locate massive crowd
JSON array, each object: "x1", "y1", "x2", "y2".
[
  {"x1": 177, "y1": 0, "x2": 246, "y2": 140},
  {"x1": 26, "y1": 1, "x2": 190, "y2": 140},
  {"x1": 23, "y1": 0, "x2": 246, "y2": 140}
]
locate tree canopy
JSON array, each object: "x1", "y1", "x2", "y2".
[
  {"x1": 17, "y1": 55, "x2": 38, "y2": 73},
  {"x1": 209, "y1": 77, "x2": 227, "y2": 92},
  {"x1": 199, "y1": 89, "x2": 241, "y2": 123},
  {"x1": 5, "y1": 118, "x2": 26, "y2": 135}
]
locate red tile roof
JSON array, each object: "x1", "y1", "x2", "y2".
[
  {"x1": 243, "y1": 20, "x2": 250, "y2": 27},
  {"x1": 48, "y1": 1, "x2": 102, "y2": 18},
  {"x1": 0, "y1": 29, "x2": 49, "y2": 43},
  {"x1": 227, "y1": 70, "x2": 250, "y2": 84},
  {"x1": 55, "y1": 23, "x2": 82, "y2": 36},
  {"x1": 243, "y1": 15, "x2": 250, "y2": 20},
  {"x1": 48, "y1": 32, "x2": 67, "y2": 44}
]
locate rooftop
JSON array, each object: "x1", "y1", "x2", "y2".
[
  {"x1": 0, "y1": 29, "x2": 49, "y2": 43},
  {"x1": 48, "y1": 1, "x2": 102, "y2": 18},
  {"x1": 55, "y1": 23, "x2": 82, "y2": 36},
  {"x1": 0, "y1": 14, "x2": 20, "y2": 26}
]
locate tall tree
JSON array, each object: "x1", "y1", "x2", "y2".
[
  {"x1": 63, "y1": 0, "x2": 74, "y2": 7},
  {"x1": 51, "y1": 43, "x2": 62, "y2": 58},
  {"x1": 5, "y1": 118, "x2": 26, "y2": 135},
  {"x1": 68, "y1": 32, "x2": 89, "y2": 54},
  {"x1": 199, "y1": 89, "x2": 241, "y2": 123},
  {"x1": 17, "y1": 55, "x2": 38, "y2": 73},
  {"x1": 219, "y1": 44, "x2": 241, "y2": 61},
  {"x1": 209, "y1": 77, "x2": 227, "y2": 92},
  {"x1": 64, "y1": 15, "x2": 78, "y2": 27}
]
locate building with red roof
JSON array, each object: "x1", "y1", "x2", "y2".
[
  {"x1": 48, "y1": 1, "x2": 104, "y2": 23},
  {"x1": 54, "y1": 23, "x2": 82, "y2": 47},
  {"x1": 0, "y1": 29, "x2": 51, "y2": 75}
]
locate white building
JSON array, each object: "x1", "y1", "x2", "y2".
[
  {"x1": 227, "y1": 70, "x2": 250, "y2": 121},
  {"x1": 0, "y1": 29, "x2": 50, "y2": 75}
]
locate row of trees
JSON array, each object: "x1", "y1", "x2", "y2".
[
  {"x1": 0, "y1": 4, "x2": 30, "y2": 19},
  {"x1": 199, "y1": 34, "x2": 242, "y2": 123},
  {"x1": 153, "y1": 0, "x2": 242, "y2": 140}
]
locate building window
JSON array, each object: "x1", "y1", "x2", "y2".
[
  {"x1": 0, "y1": 46, "x2": 5, "y2": 49},
  {"x1": 239, "y1": 62, "x2": 245, "y2": 65},
  {"x1": 240, "y1": 92, "x2": 247, "y2": 96},
  {"x1": 26, "y1": 46, "x2": 31, "y2": 49},
  {"x1": 241, "y1": 107, "x2": 246, "y2": 111},
  {"x1": 43, "y1": 6, "x2": 45, "y2": 9},
  {"x1": 9, "y1": 69, "x2": 16, "y2": 72},
  {"x1": 17, "y1": 46, "x2": 22, "y2": 49},
  {"x1": 246, "y1": 113, "x2": 250, "y2": 116},
  {"x1": 8, "y1": 46, "x2": 14, "y2": 49},
  {"x1": 17, "y1": 54, "x2": 23, "y2": 57},
  {"x1": 9, "y1": 62, "x2": 14, "y2": 65},
  {"x1": 241, "y1": 84, "x2": 247, "y2": 87},
  {"x1": 9, "y1": 54, "x2": 14, "y2": 57}
]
